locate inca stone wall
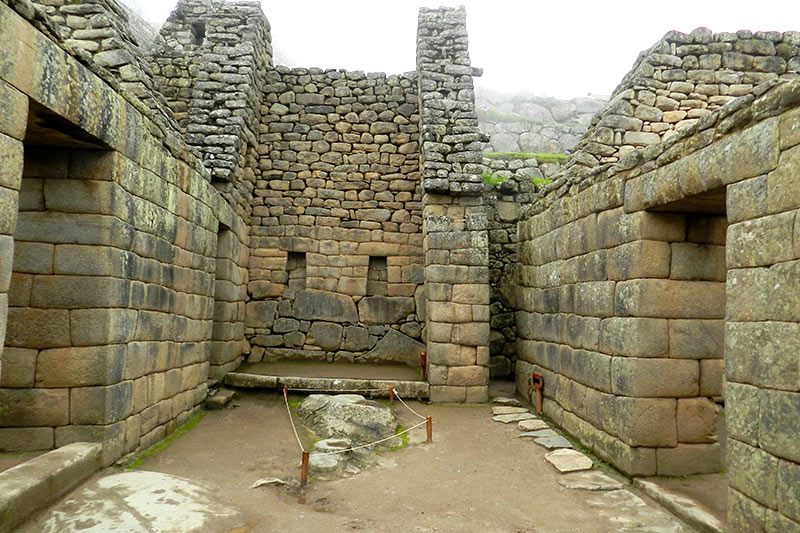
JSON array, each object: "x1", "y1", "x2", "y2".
[
  {"x1": 517, "y1": 30, "x2": 800, "y2": 525},
  {"x1": 417, "y1": 7, "x2": 491, "y2": 402},
  {"x1": 244, "y1": 67, "x2": 426, "y2": 364},
  {"x1": 0, "y1": 0, "x2": 250, "y2": 465},
  {"x1": 477, "y1": 91, "x2": 607, "y2": 155}
]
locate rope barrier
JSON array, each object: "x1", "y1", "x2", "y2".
[
  {"x1": 284, "y1": 387, "x2": 393, "y2": 393},
  {"x1": 282, "y1": 387, "x2": 306, "y2": 453},
  {"x1": 392, "y1": 390, "x2": 428, "y2": 420},
  {"x1": 313, "y1": 419, "x2": 430, "y2": 456}
]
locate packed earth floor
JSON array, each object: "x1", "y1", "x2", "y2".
[{"x1": 16, "y1": 387, "x2": 698, "y2": 532}]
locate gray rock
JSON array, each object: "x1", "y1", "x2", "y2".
[
  {"x1": 491, "y1": 397, "x2": 522, "y2": 407},
  {"x1": 296, "y1": 394, "x2": 398, "y2": 446},
  {"x1": 491, "y1": 406, "x2": 528, "y2": 415},
  {"x1": 293, "y1": 290, "x2": 358, "y2": 323},
  {"x1": 535, "y1": 436, "x2": 574, "y2": 449},
  {"x1": 545, "y1": 449, "x2": 593, "y2": 472},
  {"x1": 357, "y1": 296, "x2": 415, "y2": 325},
  {"x1": 308, "y1": 438, "x2": 369, "y2": 478},
  {"x1": 518, "y1": 419, "x2": 550, "y2": 431},
  {"x1": 559, "y1": 471, "x2": 624, "y2": 491},
  {"x1": 493, "y1": 413, "x2": 536, "y2": 423},
  {"x1": 307, "y1": 322, "x2": 343, "y2": 351},
  {"x1": 360, "y1": 329, "x2": 425, "y2": 366},
  {"x1": 519, "y1": 429, "x2": 558, "y2": 438}
]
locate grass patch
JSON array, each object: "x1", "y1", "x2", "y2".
[
  {"x1": 484, "y1": 151, "x2": 568, "y2": 164},
  {"x1": 124, "y1": 410, "x2": 206, "y2": 469},
  {"x1": 482, "y1": 170, "x2": 508, "y2": 185},
  {"x1": 389, "y1": 428, "x2": 410, "y2": 451},
  {"x1": 533, "y1": 176, "x2": 553, "y2": 186}
]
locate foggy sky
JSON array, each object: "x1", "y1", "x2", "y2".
[{"x1": 130, "y1": 0, "x2": 800, "y2": 99}]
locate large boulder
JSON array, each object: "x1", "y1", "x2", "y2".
[
  {"x1": 357, "y1": 296, "x2": 414, "y2": 325},
  {"x1": 293, "y1": 290, "x2": 358, "y2": 323},
  {"x1": 296, "y1": 394, "x2": 399, "y2": 446}
]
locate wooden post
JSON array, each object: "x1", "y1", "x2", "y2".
[
  {"x1": 531, "y1": 372, "x2": 544, "y2": 415},
  {"x1": 426, "y1": 416, "x2": 433, "y2": 443},
  {"x1": 389, "y1": 386, "x2": 395, "y2": 406},
  {"x1": 420, "y1": 351, "x2": 427, "y2": 380},
  {"x1": 300, "y1": 451, "x2": 309, "y2": 487}
]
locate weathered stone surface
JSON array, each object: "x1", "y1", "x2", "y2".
[
  {"x1": 357, "y1": 296, "x2": 414, "y2": 325},
  {"x1": 559, "y1": 471, "x2": 623, "y2": 491},
  {"x1": 536, "y1": 436, "x2": 574, "y2": 449},
  {"x1": 296, "y1": 394, "x2": 398, "y2": 445},
  {"x1": 491, "y1": 406, "x2": 528, "y2": 415},
  {"x1": 307, "y1": 322, "x2": 343, "y2": 351},
  {"x1": 545, "y1": 449, "x2": 592, "y2": 472},
  {"x1": 293, "y1": 290, "x2": 358, "y2": 323},
  {"x1": 360, "y1": 329, "x2": 424, "y2": 366},
  {"x1": 518, "y1": 418, "x2": 549, "y2": 431},
  {"x1": 493, "y1": 412, "x2": 535, "y2": 423}
]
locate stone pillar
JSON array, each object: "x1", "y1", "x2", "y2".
[
  {"x1": 417, "y1": 7, "x2": 489, "y2": 402},
  {"x1": 0, "y1": 79, "x2": 28, "y2": 382}
]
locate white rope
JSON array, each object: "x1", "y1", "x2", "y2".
[
  {"x1": 313, "y1": 419, "x2": 429, "y2": 456},
  {"x1": 282, "y1": 388, "x2": 306, "y2": 453},
  {"x1": 393, "y1": 390, "x2": 428, "y2": 420},
  {"x1": 285, "y1": 387, "x2": 390, "y2": 393}
]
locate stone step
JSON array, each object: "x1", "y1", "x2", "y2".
[
  {"x1": 0, "y1": 442, "x2": 102, "y2": 532},
  {"x1": 205, "y1": 388, "x2": 236, "y2": 410},
  {"x1": 224, "y1": 372, "x2": 429, "y2": 399}
]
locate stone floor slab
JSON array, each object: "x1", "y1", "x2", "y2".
[
  {"x1": 518, "y1": 429, "x2": 559, "y2": 439},
  {"x1": 558, "y1": 470, "x2": 624, "y2": 491},
  {"x1": 491, "y1": 397, "x2": 522, "y2": 407},
  {"x1": 491, "y1": 406, "x2": 529, "y2": 415},
  {"x1": 492, "y1": 413, "x2": 535, "y2": 423},
  {"x1": 518, "y1": 419, "x2": 549, "y2": 431},
  {"x1": 545, "y1": 449, "x2": 592, "y2": 472}
]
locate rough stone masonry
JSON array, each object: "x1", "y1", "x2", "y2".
[{"x1": 0, "y1": 0, "x2": 800, "y2": 530}]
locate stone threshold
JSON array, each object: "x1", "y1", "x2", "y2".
[
  {"x1": 633, "y1": 477, "x2": 727, "y2": 533},
  {"x1": 224, "y1": 371, "x2": 429, "y2": 400},
  {"x1": 0, "y1": 442, "x2": 102, "y2": 532}
]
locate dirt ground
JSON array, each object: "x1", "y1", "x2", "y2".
[{"x1": 47, "y1": 388, "x2": 686, "y2": 533}]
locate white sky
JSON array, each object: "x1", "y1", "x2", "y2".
[{"x1": 131, "y1": 0, "x2": 800, "y2": 99}]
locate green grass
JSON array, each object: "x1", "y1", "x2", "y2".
[
  {"x1": 482, "y1": 170, "x2": 508, "y2": 185},
  {"x1": 484, "y1": 151, "x2": 568, "y2": 164},
  {"x1": 124, "y1": 410, "x2": 206, "y2": 469}
]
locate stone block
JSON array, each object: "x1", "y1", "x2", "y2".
[
  {"x1": 727, "y1": 175, "x2": 767, "y2": 224},
  {"x1": 70, "y1": 308, "x2": 138, "y2": 346},
  {"x1": 0, "y1": 388, "x2": 69, "y2": 426},
  {"x1": 615, "y1": 279, "x2": 724, "y2": 319},
  {"x1": 0, "y1": 80, "x2": 28, "y2": 140},
  {"x1": 55, "y1": 422, "x2": 125, "y2": 466},
  {"x1": 599, "y1": 317, "x2": 669, "y2": 357},
  {"x1": 5, "y1": 308, "x2": 70, "y2": 348},
  {"x1": 342, "y1": 326, "x2": 370, "y2": 351},
  {"x1": 15, "y1": 212, "x2": 135, "y2": 249},
  {"x1": 357, "y1": 296, "x2": 414, "y2": 325},
  {"x1": 767, "y1": 144, "x2": 800, "y2": 214},
  {"x1": 245, "y1": 301, "x2": 277, "y2": 329},
  {"x1": 35, "y1": 345, "x2": 126, "y2": 387},
  {"x1": 606, "y1": 240, "x2": 671, "y2": 280},
  {"x1": 726, "y1": 321, "x2": 799, "y2": 390},
  {"x1": 52, "y1": 245, "x2": 133, "y2": 277},
  {"x1": 247, "y1": 281, "x2": 284, "y2": 299},
  {"x1": 451, "y1": 283, "x2": 489, "y2": 304},
  {"x1": 573, "y1": 281, "x2": 615, "y2": 317},
  {"x1": 778, "y1": 459, "x2": 800, "y2": 523},
  {"x1": 447, "y1": 365, "x2": 488, "y2": 387},
  {"x1": 597, "y1": 208, "x2": 686, "y2": 248},
  {"x1": 726, "y1": 382, "x2": 761, "y2": 447},
  {"x1": 728, "y1": 438, "x2": 778, "y2": 508},
  {"x1": 669, "y1": 319, "x2": 724, "y2": 359},
  {"x1": 612, "y1": 357, "x2": 699, "y2": 397},
  {"x1": 44, "y1": 179, "x2": 131, "y2": 219},
  {"x1": 307, "y1": 322, "x2": 343, "y2": 351},
  {"x1": 429, "y1": 385, "x2": 467, "y2": 403},
  {"x1": 615, "y1": 396, "x2": 677, "y2": 447},
  {"x1": 728, "y1": 211, "x2": 795, "y2": 268},
  {"x1": 759, "y1": 389, "x2": 800, "y2": 464},
  {"x1": 11, "y1": 241, "x2": 53, "y2": 276},
  {"x1": 427, "y1": 301, "x2": 472, "y2": 323},
  {"x1": 0, "y1": 186, "x2": 17, "y2": 236},
  {"x1": 677, "y1": 397, "x2": 718, "y2": 443},
  {"x1": 700, "y1": 359, "x2": 724, "y2": 397},
  {"x1": 728, "y1": 488, "x2": 768, "y2": 533},
  {"x1": 0, "y1": 427, "x2": 53, "y2": 451},
  {"x1": 656, "y1": 443, "x2": 721, "y2": 475},
  {"x1": 780, "y1": 105, "x2": 800, "y2": 150},
  {"x1": 670, "y1": 243, "x2": 726, "y2": 281},
  {"x1": 0, "y1": 347, "x2": 36, "y2": 387},
  {"x1": 293, "y1": 290, "x2": 358, "y2": 323},
  {"x1": 70, "y1": 381, "x2": 134, "y2": 425},
  {"x1": 451, "y1": 322, "x2": 489, "y2": 346},
  {"x1": 31, "y1": 275, "x2": 130, "y2": 309},
  {"x1": 428, "y1": 342, "x2": 475, "y2": 367},
  {"x1": 0, "y1": 133, "x2": 23, "y2": 190},
  {"x1": 466, "y1": 385, "x2": 489, "y2": 403},
  {"x1": 727, "y1": 262, "x2": 800, "y2": 322}
]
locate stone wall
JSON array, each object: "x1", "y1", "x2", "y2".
[
  {"x1": 517, "y1": 73, "x2": 800, "y2": 529},
  {"x1": 244, "y1": 67, "x2": 426, "y2": 365},
  {"x1": 477, "y1": 91, "x2": 606, "y2": 154},
  {"x1": 418, "y1": 7, "x2": 490, "y2": 402},
  {"x1": 558, "y1": 28, "x2": 800, "y2": 181},
  {"x1": 0, "y1": 0, "x2": 248, "y2": 465}
]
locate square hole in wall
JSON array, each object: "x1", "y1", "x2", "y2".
[
  {"x1": 367, "y1": 256, "x2": 387, "y2": 296},
  {"x1": 287, "y1": 252, "x2": 306, "y2": 290}
]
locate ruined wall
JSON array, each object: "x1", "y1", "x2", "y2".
[
  {"x1": 417, "y1": 7, "x2": 490, "y2": 402},
  {"x1": 477, "y1": 91, "x2": 606, "y2": 154},
  {"x1": 0, "y1": 0, "x2": 248, "y2": 465},
  {"x1": 243, "y1": 67, "x2": 425, "y2": 364},
  {"x1": 561, "y1": 28, "x2": 800, "y2": 180},
  {"x1": 517, "y1": 75, "x2": 800, "y2": 529}
]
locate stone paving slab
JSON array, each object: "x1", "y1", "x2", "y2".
[
  {"x1": 558, "y1": 471, "x2": 624, "y2": 491},
  {"x1": 491, "y1": 406, "x2": 529, "y2": 415},
  {"x1": 492, "y1": 413, "x2": 536, "y2": 423},
  {"x1": 634, "y1": 478, "x2": 725, "y2": 533},
  {"x1": 545, "y1": 449, "x2": 593, "y2": 473},
  {"x1": 535, "y1": 436, "x2": 574, "y2": 449},
  {"x1": 519, "y1": 429, "x2": 558, "y2": 438},
  {"x1": 518, "y1": 419, "x2": 549, "y2": 431},
  {"x1": 491, "y1": 397, "x2": 522, "y2": 407}
]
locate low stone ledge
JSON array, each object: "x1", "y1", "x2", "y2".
[
  {"x1": 0, "y1": 442, "x2": 102, "y2": 532},
  {"x1": 224, "y1": 372, "x2": 429, "y2": 399}
]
